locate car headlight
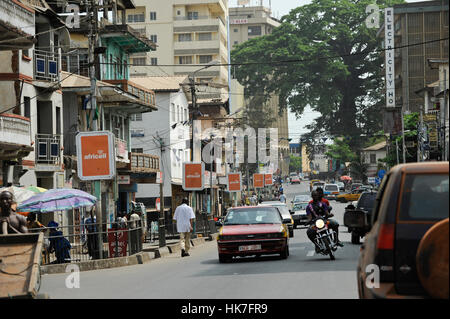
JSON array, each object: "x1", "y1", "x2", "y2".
[{"x1": 315, "y1": 219, "x2": 325, "y2": 229}]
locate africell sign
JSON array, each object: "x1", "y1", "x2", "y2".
[
  {"x1": 182, "y1": 162, "x2": 205, "y2": 191},
  {"x1": 227, "y1": 172, "x2": 242, "y2": 192},
  {"x1": 76, "y1": 131, "x2": 116, "y2": 180}
]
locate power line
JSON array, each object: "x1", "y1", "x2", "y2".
[{"x1": 97, "y1": 37, "x2": 449, "y2": 68}]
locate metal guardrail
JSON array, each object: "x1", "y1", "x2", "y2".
[{"x1": 30, "y1": 221, "x2": 145, "y2": 265}]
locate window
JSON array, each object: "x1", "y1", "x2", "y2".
[
  {"x1": 187, "y1": 12, "x2": 198, "y2": 20},
  {"x1": 178, "y1": 33, "x2": 192, "y2": 42},
  {"x1": 130, "y1": 113, "x2": 142, "y2": 121},
  {"x1": 234, "y1": 41, "x2": 238, "y2": 45},
  {"x1": 177, "y1": 10, "x2": 181, "y2": 16},
  {"x1": 198, "y1": 32, "x2": 212, "y2": 41},
  {"x1": 150, "y1": 35, "x2": 157, "y2": 43},
  {"x1": 171, "y1": 103, "x2": 176, "y2": 121},
  {"x1": 184, "y1": 108, "x2": 188, "y2": 121},
  {"x1": 399, "y1": 174, "x2": 449, "y2": 221},
  {"x1": 24, "y1": 97, "x2": 30, "y2": 118},
  {"x1": 370, "y1": 154, "x2": 377, "y2": 164},
  {"x1": 234, "y1": 28, "x2": 238, "y2": 32},
  {"x1": 199, "y1": 55, "x2": 213, "y2": 64},
  {"x1": 248, "y1": 26, "x2": 262, "y2": 36},
  {"x1": 128, "y1": 14, "x2": 145, "y2": 23},
  {"x1": 131, "y1": 129, "x2": 145, "y2": 137},
  {"x1": 133, "y1": 57, "x2": 146, "y2": 66},
  {"x1": 131, "y1": 148, "x2": 144, "y2": 153},
  {"x1": 149, "y1": 12, "x2": 157, "y2": 20},
  {"x1": 178, "y1": 56, "x2": 192, "y2": 64},
  {"x1": 150, "y1": 58, "x2": 158, "y2": 65}
]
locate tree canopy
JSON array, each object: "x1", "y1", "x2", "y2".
[{"x1": 231, "y1": 0, "x2": 404, "y2": 150}]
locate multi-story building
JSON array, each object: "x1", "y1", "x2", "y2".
[
  {"x1": 361, "y1": 141, "x2": 387, "y2": 177},
  {"x1": 378, "y1": 0, "x2": 448, "y2": 162},
  {"x1": 57, "y1": 0, "x2": 159, "y2": 224},
  {"x1": 0, "y1": 0, "x2": 68, "y2": 190},
  {"x1": 379, "y1": 0, "x2": 448, "y2": 113},
  {"x1": 126, "y1": 0, "x2": 229, "y2": 100},
  {"x1": 129, "y1": 76, "x2": 191, "y2": 216},
  {"x1": 228, "y1": 4, "x2": 289, "y2": 177}
]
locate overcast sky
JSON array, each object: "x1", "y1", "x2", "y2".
[{"x1": 229, "y1": 0, "x2": 429, "y2": 142}]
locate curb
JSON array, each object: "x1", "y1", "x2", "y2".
[
  {"x1": 41, "y1": 233, "x2": 217, "y2": 274},
  {"x1": 41, "y1": 252, "x2": 152, "y2": 275}
]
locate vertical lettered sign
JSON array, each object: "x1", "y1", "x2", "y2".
[{"x1": 385, "y1": 7, "x2": 395, "y2": 108}]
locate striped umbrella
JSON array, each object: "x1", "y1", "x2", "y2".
[
  {"x1": 17, "y1": 188, "x2": 97, "y2": 213},
  {"x1": 26, "y1": 186, "x2": 47, "y2": 193}
]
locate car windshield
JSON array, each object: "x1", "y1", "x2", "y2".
[
  {"x1": 399, "y1": 173, "x2": 449, "y2": 221},
  {"x1": 293, "y1": 203, "x2": 308, "y2": 210},
  {"x1": 224, "y1": 207, "x2": 282, "y2": 225},
  {"x1": 357, "y1": 193, "x2": 377, "y2": 211},
  {"x1": 325, "y1": 185, "x2": 338, "y2": 191},
  {"x1": 294, "y1": 195, "x2": 310, "y2": 202}
]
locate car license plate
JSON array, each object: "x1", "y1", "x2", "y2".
[{"x1": 239, "y1": 244, "x2": 261, "y2": 251}]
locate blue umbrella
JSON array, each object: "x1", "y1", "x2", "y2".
[{"x1": 17, "y1": 188, "x2": 97, "y2": 213}]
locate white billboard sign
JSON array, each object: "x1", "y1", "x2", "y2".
[{"x1": 385, "y1": 7, "x2": 396, "y2": 108}]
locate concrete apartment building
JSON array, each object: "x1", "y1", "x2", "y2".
[
  {"x1": 228, "y1": 5, "x2": 290, "y2": 176},
  {"x1": 126, "y1": 0, "x2": 229, "y2": 99},
  {"x1": 379, "y1": 0, "x2": 448, "y2": 113}
]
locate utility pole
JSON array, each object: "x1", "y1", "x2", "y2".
[
  {"x1": 157, "y1": 135, "x2": 166, "y2": 247},
  {"x1": 188, "y1": 76, "x2": 198, "y2": 236},
  {"x1": 87, "y1": 0, "x2": 103, "y2": 259}
]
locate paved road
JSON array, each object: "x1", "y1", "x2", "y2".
[{"x1": 40, "y1": 181, "x2": 361, "y2": 299}]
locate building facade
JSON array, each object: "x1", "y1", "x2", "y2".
[
  {"x1": 228, "y1": 4, "x2": 289, "y2": 177},
  {"x1": 126, "y1": 0, "x2": 229, "y2": 100}
]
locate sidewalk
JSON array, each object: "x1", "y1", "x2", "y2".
[{"x1": 41, "y1": 233, "x2": 218, "y2": 275}]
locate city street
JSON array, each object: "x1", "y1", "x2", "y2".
[{"x1": 40, "y1": 181, "x2": 361, "y2": 299}]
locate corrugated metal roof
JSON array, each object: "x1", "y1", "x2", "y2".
[
  {"x1": 130, "y1": 76, "x2": 188, "y2": 92},
  {"x1": 363, "y1": 140, "x2": 387, "y2": 151}
]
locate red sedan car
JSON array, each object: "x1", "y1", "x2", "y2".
[{"x1": 216, "y1": 206, "x2": 290, "y2": 263}]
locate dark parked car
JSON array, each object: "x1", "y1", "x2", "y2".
[
  {"x1": 357, "y1": 162, "x2": 449, "y2": 299},
  {"x1": 216, "y1": 206, "x2": 290, "y2": 262},
  {"x1": 344, "y1": 191, "x2": 377, "y2": 244}
]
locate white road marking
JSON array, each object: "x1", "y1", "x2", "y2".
[{"x1": 307, "y1": 250, "x2": 315, "y2": 257}]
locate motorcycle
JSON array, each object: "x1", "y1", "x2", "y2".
[{"x1": 309, "y1": 214, "x2": 339, "y2": 260}]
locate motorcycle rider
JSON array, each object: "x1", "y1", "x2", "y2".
[{"x1": 306, "y1": 190, "x2": 344, "y2": 253}]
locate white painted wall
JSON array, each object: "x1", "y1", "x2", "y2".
[{"x1": 131, "y1": 89, "x2": 190, "y2": 198}]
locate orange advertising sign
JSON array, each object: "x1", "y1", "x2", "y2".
[
  {"x1": 227, "y1": 173, "x2": 242, "y2": 192},
  {"x1": 264, "y1": 173, "x2": 273, "y2": 186},
  {"x1": 253, "y1": 173, "x2": 264, "y2": 188},
  {"x1": 76, "y1": 131, "x2": 116, "y2": 180},
  {"x1": 183, "y1": 162, "x2": 204, "y2": 191}
]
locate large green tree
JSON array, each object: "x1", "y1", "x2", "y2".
[{"x1": 231, "y1": 0, "x2": 404, "y2": 150}]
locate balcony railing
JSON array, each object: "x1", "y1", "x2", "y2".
[
  {"x1": 33, "y1": 49, "x2": 60, "y2": 82},
  {"x1": 104, "y1": 80, "x2": 156, "y2": 108},
  {"x1": 128, "y1": 152, "x2": 160, "y2": 173},
  {"x1": 35, "y1": 134, "x2": 61, "y2": 165},
  {"x1": 0, "y1": 114, "x2": 31, "y2": 147}
]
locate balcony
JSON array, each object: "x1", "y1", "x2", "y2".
[
  {"x1": 35, "y1": 134, "x2": 62, "y2": 170},
  {"x1": 128, "y1": 153, "x2": 159, "y2": 173},
  {"x1": 0, "y1": 113, "x2": 33, "y2": 160},
  {"x1": 33, "y1": 49, "x2": 60, "y2": 83},
  {"x1": 173, "y1": 16, "x2": 227, "y2": 36},
  {"x1": 103, "y1": 79, "x2": 156, "y2": 112},
  {"x1": 0, "y1": 0, "x2": 35, "y2": 50}
]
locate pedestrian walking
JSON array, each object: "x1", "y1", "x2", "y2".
[{"x1": 173, "y1": 197, "x2": 195, "y2": 257}]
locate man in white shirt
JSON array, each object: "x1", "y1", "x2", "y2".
[{"x1": 173, "y1": 198, "x2": 195, "y2": 257}]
